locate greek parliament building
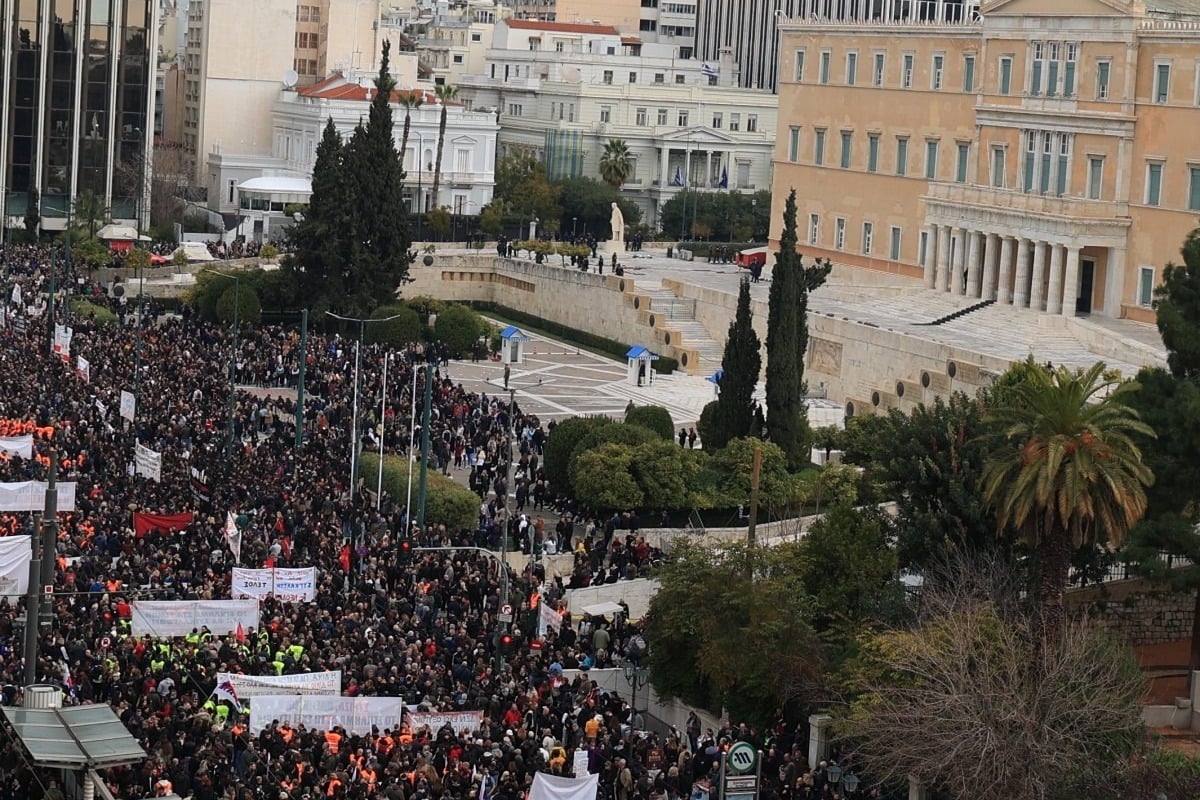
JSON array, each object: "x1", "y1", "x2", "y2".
[
  {"x1": 1, "y1": 0, "x2": 158, "y2": 232},
  {"x1": 774, "y1": 0, "x2": 1200, "y2": 323}
]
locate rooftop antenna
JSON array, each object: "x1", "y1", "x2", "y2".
[{"x1": 282, "y1": 69, "x2": 299, "y2": 89}]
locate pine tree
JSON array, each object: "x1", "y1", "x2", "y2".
[
  {"x1": 25, "y1": 186, "x2": 41, "y2": 241},
  {"x1": 290, "y1": 118, "x2": 350, "y2": 312},
  {"x1": 710, "y1": 277, "x2": 761, "y2": 449},
  {"x1": 343, "y1": 40, "x2": 414, "y2": 315},
  {"x1": 765, "y1": 190, "x2": 830, "y2": 468}
]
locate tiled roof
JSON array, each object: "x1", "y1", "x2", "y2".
[
  {"x1": 504, "y1": 19, "x2": 620, "y2": 35},
  {"x1": 297, "y1": 81, "x2": 441, "y2": 105}
]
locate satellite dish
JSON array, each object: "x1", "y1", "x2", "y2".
[
  {"x1": 282, "y1": 69, "x2": 299, "y2": 89},
  {"x1": 562, "y1": 65, "x2": 581, "y2": 83}
]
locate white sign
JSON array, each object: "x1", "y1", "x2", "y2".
[
  {"x1": 572, "y1": 750, "x2": 590, "y2": 779},
  {"x1": 530, "y1": 773, "x2": 599, "y2": 800},
  {"x1": 131, "y1": 599, "x2": 260, "y2": 638},
  {"x1": 76, "y1": 355, "x2": 90, "y2": 383},
  {"x1": 53, "y1": 324, "x2": 72, "y2": 360},
  {"x1": 120, "y1": 390, "x2": 136, "y2": 422},
  {"x1": 0, "y1": 481, "x2": 77, "y2": 512},
  {"x1": 134, "y1": 443, "x2": 162, "y2": 482},
  {"x1": 214, "y1": 670, "x2": 342, "y2": 698},
  {"x1": 249, "y1": 695, "x2": 406, "y2": 735},
  {"x1": 538, "y1": 601, "x2": 562, "y2": 637},
  {"x1": 0, "y1": 536, "x2": 32, "y2": 596},
  {"x1": 231, "y1": 567, "x2": 317, "y2": 603},
  {"x1": 407, "y1": 710, "x2": 485, "y2": 736},
  {"x1": 0, "y1": 435, "x2": 33, "y2": 459}
]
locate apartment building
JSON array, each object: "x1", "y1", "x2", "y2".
[
  {"x1": 774, "y1": 0, "x2": 1200, "y2": 321},
  {"x1": 1, "y1": 0, "x2": 159, "y2": 231},
  {"x1": 457, "y1": 19, "x2": 774, "y2": 223}
]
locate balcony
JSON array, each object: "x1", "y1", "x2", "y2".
[{"x1": 924, "y1": 182, "x2": 1129, "y2": 221}]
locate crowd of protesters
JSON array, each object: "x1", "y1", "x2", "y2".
[{"x1": 0, "y1": 244, "x2": 872, "y2": 800}]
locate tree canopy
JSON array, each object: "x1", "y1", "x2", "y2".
[{"x1": 661, "y1": 189, "x2": 771, "y2": 242}]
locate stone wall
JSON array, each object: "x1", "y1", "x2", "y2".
[{"x1": 1066, "y1": 578, "x2": 1197, "y2": 648}]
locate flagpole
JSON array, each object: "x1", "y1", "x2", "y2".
[{"x1": 377, "y1": 352, "x2": 388, "y2": 510}]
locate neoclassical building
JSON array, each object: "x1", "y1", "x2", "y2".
[{"x1": 774, "y1": 0, "x2": 1200, "y2": 322}]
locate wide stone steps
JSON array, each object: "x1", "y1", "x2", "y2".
[{"x1": 639, "y1": 282, "x2": 725, "y2": 374}]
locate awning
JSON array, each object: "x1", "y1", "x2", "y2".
[
  {"x1": 581, "y1": 601, "x2": 626, "y2": 617},
  {"x1": 1, "y1": 703, "x2": 147, "y2": 768}
]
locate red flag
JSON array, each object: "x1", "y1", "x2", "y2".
[
  {"x1": 133, "y1": 511, "x2": 195, "y2": 537},
  {"x1": 263, "y1": 555, "x2": 276, "y2": 569},
  {"x1": 235, "y1": 622, "x2": 247, "y2": 644},
  {"x1": 339, "y1": 544, "x2": 351, "y2": 573}
]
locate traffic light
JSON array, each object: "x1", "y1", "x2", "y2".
[
  {"x1": 399, "y1": 538, "x2": 413, "y2": 563},
  {"x1": 497, "y1": 632, "x2": 514, "y2": 656}
]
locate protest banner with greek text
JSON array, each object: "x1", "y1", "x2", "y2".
[
  {"x1": 131, "y1": 599, "x2": 260, "y2": 637},
  {"x1": 248, "y1": 695, "x2": 406, "y2": 735},
  {"x1": 214, "y1": 670, "x2": 341, "y2": 697},
  {"x1": 231, "y1": 567, "x2": 317, "y2": 602}
]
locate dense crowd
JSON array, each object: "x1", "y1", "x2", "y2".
[{"x1": 0, "y1": 245, "x2": 872, "y2": 800}]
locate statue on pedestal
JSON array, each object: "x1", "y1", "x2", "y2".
[{"x1": 610, "y1": 202, "x2": 625, "y2": 251}]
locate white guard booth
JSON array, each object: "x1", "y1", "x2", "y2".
[
  {"x1": 500, "y1": 326, "x2": 530, "y2": 364},
  {"x1": 625, "y1": 346, "x2": 658, "y2": 387}
]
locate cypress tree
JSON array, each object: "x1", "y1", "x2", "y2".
[
  {"x1": 291, "y1": 118, "x2": 350, "y2": 312},
  {"x1": 710, "y1": 277, "x2": 761, "y2": 449}
]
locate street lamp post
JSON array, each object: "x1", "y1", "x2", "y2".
[
  {"x1": 202, "y1": 268, "x2": 241, "y2": 462},
  {"x1": 622, "y1": 661, "x2": 649, "y2": 730},
  {"x1": 572, "y1": 217, "x2": 577, "y2": 238}
]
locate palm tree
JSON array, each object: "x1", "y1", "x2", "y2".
[
  {"x1": 74, "y1": 189, "x2": 109, "y2": 238},
  {"x1": 981, "y1": 362, "x2": 1154, "y2": 652},
  {"x1": 598, "y1": 138, "x2": 633, "y2": 189},
  {"x1": 398, "y1": 92, "x2": 424, "y2": 180},
  {"x1": 430, "y1": 83, "x2": 458, "y2": 209}
]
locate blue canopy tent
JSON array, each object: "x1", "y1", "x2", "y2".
[{"x1": 707, "y1": 369, "x2": 724, "y2": 397}]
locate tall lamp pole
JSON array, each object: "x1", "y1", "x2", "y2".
[{"x1": 202, "y1": 268, "x2": 241, "y2": 462}]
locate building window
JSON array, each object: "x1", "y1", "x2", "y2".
[
  {"x1": 1040, "y1": 132, "x2": 1053, "y2": 195},
  {"x1": 794, "y1": 49, "x2": 805, "y2": 82},
  {"x1": 636, "y1": 107, "x2": 647, "y2": 126},
  {"x1": 655, "y1": 73, "x2": 665, "y2": 84},
  {"x1": 955, "y1": 142, "x2": 969, "y2": 183},
  {"x1": 902, "y1": 53, "x2": 914, "y2": 88},
  {"x1": 809, "y1": 213, "x2": 820, "y2": 245},
  {"x1": 873, "y1": 52, "x2": 885, "y2": 86},
  {"x1": 846, "y1": 51, "x2": 857, "y2": 86},
  {"x1": 862, "y1": 221, "x2": 874, "y2": 255},
  {"x1": 657, "y1": 108, "x2": 668, "y2": 125},
  {"x1": 1064, "y1": 43, "x2": 1077, "y2": 96},
  {"x1": 991, "y1": 146, "x2": 1006, "y2": 188},
  {"x1": 835, "y1": 217, "x2": 846, "y2": 250},
  {"x1": 600, "y1": 105, "x2": 611, "y2": 123},
  {"x1": 925, "y1": 139, "x2": 939, "y2": 179},
  {"x1": 932, "y1": 54, "x2": 944, "y2": 89},
  {"x1": 1030, "y1": 41, "x2": 1044, "y2": 95},
  {"x1": 1056, "y1": 135, "x2": 1070, "y2": 196},
  {"x1": 896, "y1": 137, "x2": 908, "y2": 176},
  {"x1": 712, "y1": 112, "x2": 723, "y2": 129},
  {"x1": 453, "y1": 54, "x2": 463, "y2": 64},
  {"x1": 1088, "y1": 156, "x2": 1104, "y2": 200},
  {"x1": 747, "y1": 115, "x2": 757, "y2": 132},
  {"x1": 629, "y1": 72, "x2": 638, "y2": 83},
  {"x1": 1096, "y1": 60, "x2": 1110, "y2": 99},
  {"x1": 963, "y1": 54, "x2": 976, "y2": 92},
  {"x1": 788, "y1": 127, "x2": 800, "y2": 162},
  {"x1": 890, "y1": 226, "x2": 902, "y2": 260},
  {"x1": 868, "y1": 133, "x2": 880, "y2": 172},
  {"x1": 1023, "y1": 131, "x2": 1036, "y2": 192},
  {"x1": 1155, "y1": 62, "x2": 1171, "y2": 104},
  {"x1": 1047, "y1": 42, "x2": 1060, "y2": 97},
  {"x1": 820, "y1": 50, "x2": 831, "y2": 84},
  {"x1": 639, "y1": 19, "x2": 657, "y2": 31},
  {"x1": 814, "y1": 129, "x2": 826, "y2": 165},
  {"x1": 1146, "y1": 161, "x2": 1163, "y2": 205},
  {"x1": 472, "y1": 32, "x2": 481, "y2": 42},
  {"x1": 678, "y1": 110, "x2": 689, "y2": 126},
  {"x1": 603, "y1": 70, "x2": 613, "y2": 85},
  {"x1": 1138, "y1": 266, "x2": 1154, "y2": 306},
  {"x1": 730, "y1": 113, "x2": 741, "y2": 131},
  {"x1": 919, "y1": 229, "x2": 929, "y2": 265},
  {"x1": 1190, "y1": 166, "x2": 1200, "y2": 211},
  {"x1": 840, "y1": 131, "x2": 852, "y2": 169},
  {"x1": 1000, "y1": 55, "x2": 1013, "y2": 95},
  {"x1": 676, "y1": 74, "x2": 687, "y2": 84}
]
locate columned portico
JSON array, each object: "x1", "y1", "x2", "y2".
[
  {"x1": 1013, "y1": 238, "x2": 1032, "y2": 308},
  {"x1": 936, "y1": 225, "x2": 952, "y2": 292},
  {"x1": 996, "y1": 235, "x2": 1014, "y2": 305},
  {"x1": 951, "y1": 228, "x2": 967, "y2": 295},
  {"x1": 922, "y1": 223, "x2": 937, "y2": 288},
  {"x1": 1029, "y1": 241, "x2": 1047, "y2": 311},
  {"x1": 966, "y1": 231, "x2": 983, "y2": 297},
  {"x1": 1046, "y1": 244, "x2": 1065, "y2": 315}
]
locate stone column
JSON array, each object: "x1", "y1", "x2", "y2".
[
  {"x1": 908, "y1": 776, "x2": 928, "y2": 800},
  {"x1": 1029, "y1": 241, "x2": 1047, "y2": 311},
  {"x1": 982, "y1": 233, "x2": 1000, "y2": 301},
  {"x1": 808, "y1": 714, "x2": 833, "y2": 770},
  {"x1": 1046, "y1": 244, "x2": 1065, "y2": 314},
  {"x1": 1105, "y1": 245, "x2": 1127, "y2": 318},
  {"x1": 1061, "y1": 246, "x2": 1081, "y2": 317},
  {"x1": 936, "y1": 225, "x2": 952, "y2": 292},
  {"x1": 952, "y1": 228, "x2": 968, "y2": 295},
  {"x1": 966, "y1": 230, "x2": 983, "y2": 297},
  {"x1": 923, "y1": 223, "x2": 937, "y2": 289},
  {"x1": 996, "y1": 236, "x2": 1014, "y2": 304},
  {"x1": 660, "y1": 147, "x2": 670, "y2": 188},
  {"x1": 1013, "y1": 238, "x2": 1032, "y2": 308},
  {"x1": 706, "y1": 151, "x2": 713, "y2": 187}
]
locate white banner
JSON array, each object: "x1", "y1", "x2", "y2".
[
  {"x1": 53, "y1": 324, "x2": 72, "y2": 359},
  {"x1": 0, "y1": 536, "x2": 32, "y2": 596},
  {"x1": 407, "y1": 710, "x2": 485, "y2": 736},
  {"x1": 214, "y1": 670, "x2": 342, "y2": 698},
  {"x1": 530, "y1": 772, "x2": 599, "y2": 800},
  {"x1": 0, "y1": 481, "x2": 77, "y2": 512},
  {"x1": 231, "y1": 567, "x2": 317, "y2": 603},
  {"x1": 135, "y1": 443, "x2": 161, "y2": 482},
  {"x1": 249, "y1": 695, "x2": 406, "y2": 735},
  {"x1": 538, "y1": 601, "x2": 562, "y2": 638},
  {"x1": 131, "y1": 599, "x2": 260, "y2": 638},
  {"x1": 0, "y1": 435, "x2": 33, "y2": 459},
  {"x1": 120, "y1": 390, "x2": 136, "y2": 422},
  {"x1": 76, "y1": 355, "x2": 90, "y2": 383}
]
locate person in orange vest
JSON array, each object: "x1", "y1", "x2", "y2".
[{"x1": 324, "y1": 727, "x2": 343, "y2": 755}]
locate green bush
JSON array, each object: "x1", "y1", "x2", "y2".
[
  {"x1": 572, "y1": 444, "x2": 643, "y2": 512},
  {"x1": 405, "y1": 295, "x2": 446, "y2": 319},
  {"x1": 433, "y1": 303, "x2": 485, "y2": 357},
  {"x1": 544, "y1": 416, "x2": 614, "y2": 493},
  {"x1": 69, "y1": 299, "x2": 118, "y2": 326},
  {"x1": 696, "y1": 400, "x2": 720, "y2": 450},
  {"x1": 631, "y1": 441, "x2": 702, "y2": 511},
  {"x1": 624, "y1": 404, "x2": 675, "y2": 440},
  {"x1": 677, "y1": 241, "x2": 763, "y2": 259},
  {"x1": 366, "y1": 304, "x2": 423, "y2": 347},
  {"x1": 216, "y1": 283, "x2": 262, "y2": 326},
  {"x1": 360, "y1": 452, "x2": 479, "y2": 531},
  {"x1": 568, "y1": 423, "x2": 658, "y2": 495}
]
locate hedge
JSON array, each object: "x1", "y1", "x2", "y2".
[
  {"x1": 469, "y1": 302, "x2": 678, "y2": 375},
  {"x1": 675, "y1": 241, "x2": 764, "y2": 259}
]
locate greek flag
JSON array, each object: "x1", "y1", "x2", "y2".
[
  {"x1": 701, "y1": 63, "x2": 719, "y2": 79},
  {"x1": 672, "y1": 165, "x2": 685, "y2": 186}
]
